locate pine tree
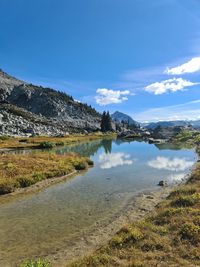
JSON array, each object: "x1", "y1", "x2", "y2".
[
  {"x1": 100, "y1": 111, "x2": 107, "y2": 132},
  {"x1": 100, "y1": 111, "x2": 112, "y2": 132}
]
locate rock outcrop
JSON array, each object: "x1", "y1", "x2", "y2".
[
  {"x1": 0, "y1": 70, "x2": 101, "y2": 136},
  {"x1": 151, "y1": 126, "x2": 183, "y2": 140}
]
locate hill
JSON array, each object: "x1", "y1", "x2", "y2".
[
  {"x1": 0, "y1": 69, "x2": 101, "y2": 136},
  {"x1": 111, "y1": 111, "x2": 139, "y2": 127}
]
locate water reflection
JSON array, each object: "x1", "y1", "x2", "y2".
[
  {"x1": 155, "y1": 142, "x2": 193, "y2": 150},
  {"x1": 54, "y1": 139, "x2": 113, "y2": 157},
  {"x1": 99, "y1": 152, "x2": 133, "y2": 169},
  {"x1": 166, "y1": 173, "x2": 186, "y2": 182},
  {"x1": 147, "y1": 156, "x2": 194, "y2": 171},
  {"x1": 2, "y1": 139, "x2": 113, "y2": 157}
]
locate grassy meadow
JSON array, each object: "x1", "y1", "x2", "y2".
[{"x1": 0, "y1": 151, "x2": 93, "y2": 195}]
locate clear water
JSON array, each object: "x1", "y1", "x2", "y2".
[{"x1": 0, "y1": 139, "x2": 197, "y2": 266}]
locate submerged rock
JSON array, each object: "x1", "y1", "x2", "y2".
[{"x1": 158, "y1": 180, "x2": 168, "y2": 187}]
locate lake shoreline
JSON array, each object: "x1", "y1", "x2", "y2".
[
  {"x1": 0, "y1": 170, "x2": 186, "y2": 267},
  {"x1": 49, "y1": 166, "x2": 197, "y2": 266},
  {"x1": 0, "y1": 137, "x2": 197, "y2": 267},
  {"x1": 0, "y1": 170, "x2": 79, "y2": 205},
  {"x1": 48, "y1": 185, "x2": 175, "y2": 267}
]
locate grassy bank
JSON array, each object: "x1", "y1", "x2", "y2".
[
  {"x1": 0, "y1": 132, "x2": 116, "y2": 150},
  {"x1": 0, "y1": 151, "x2": 93, "y2": 195}
]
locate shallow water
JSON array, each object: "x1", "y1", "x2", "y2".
[{"x1": 0, "y1": 139, "x2": 197, "y2": 266}]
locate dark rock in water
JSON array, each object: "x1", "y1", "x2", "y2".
[
  {"x1": 158, "y1": 180, "x2": 168, "y2": 186},
  {"x1": 146, "y1": 195, "x2": 154, "y2": 199}
]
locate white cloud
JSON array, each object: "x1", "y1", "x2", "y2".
[
  {"x1": 99, "y1": 152, "x2": 133, "y2": 169},
  {"x1": 166, "y1": 57, "x2": 200, "y2": 75},
  {"x1": 145, "y1": 78, "x2": 197, "y2": 95},
  {"x1": 133, "y1": 99, "x2": 200, "y2": 122},
  {"x1": 147, "y1": 157, "x2": 194, "y2": 171},
  {"x1": 95, "y1": 88, "x2": 130, "y2": 106}
]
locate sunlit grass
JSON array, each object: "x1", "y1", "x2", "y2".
[
  {"x1": 0, "y1": 133, "x2": 116, "y2": 149},
  {"x1": 0, "y1": 151, "x2": 93, "y2": 195},
  {"x1": 20, "y1": 259, "x2": 50, "y2": 267}
]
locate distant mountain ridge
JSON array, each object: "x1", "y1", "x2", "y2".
[
  {"x1": 0, "y1": 69, "x2": 101, "y2": 136},
  {"x1": 111, "y1": 111, "x2": 139, "y2": 127},
  {"x1": 143, "y1": 120, "x2": 200, "y2": 129}
]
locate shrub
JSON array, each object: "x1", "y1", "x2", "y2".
[
  {"x1": 179, "y1": 223, "x2": 200, "y2": 243},
  {"x1": 171, "y1": 194, "x2": 200, "y2": 207},
  {"x1": 110, "y1": 235, "x2": 124, "y2": 247},
  {"x1": 0, "y1": 135, "x2": 10, "y2": 140},
  {"x1": 169, "y1": 187, "x2": 197, "y2": 198},
  {"x1": 74, "y1": 161, "x2": 87, "y2": 170},
  {"x1": 38, "y1": 142, "x2": 54, "y2": 149},
  {"x1": 86, "y1": 158, "x2": 94, "y2": 166},
  {"x1": 55, "y1": 141, "x2": 65, "y2": 146},
  {"x1": 32, "y1": 172, "x2": 45, "y2": 182},
  {"x1": 17, "y1": 177, "x2": 34, "y2": 188},
  {"x1": 0, "y1": 183, "x2": 14, "y2": 195},
  {"x1": 20, "y1": 259, "x2": 50, "y2": 267},
  {"x1": 141, "y1": 240, "x2": 165, "y2": 252},
  {"x1": 121, "y1": 225, "x2": 144, "y2": 242},
  {"x1": 19, "y1": 139, "x2": 28, "y2": 143}
]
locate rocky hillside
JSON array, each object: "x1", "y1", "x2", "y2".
[{"x1": 0, "y1": 69, "x2": 101, "y2": 136}]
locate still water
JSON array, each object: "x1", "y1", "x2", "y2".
[{"x1": 0, "y1": 139, "x2": 197, "y2": 266}]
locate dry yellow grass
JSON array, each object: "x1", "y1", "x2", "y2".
[
  {"x1": 0, "y1": 133, "x2": 116, "y2": 149},
  {"x1": 0, "y1": 152, "x2": 93, "y2": 195}
]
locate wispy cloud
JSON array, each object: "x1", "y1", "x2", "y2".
[
  {"x1": 147, "y1": 157, "x2": 194, "y2": 171},
  {"x1": 115, "y1": 66, "x2": 165, "y2": 92},
  {"x1": 99, "y1": 152, "x2": 133, "y2": 169},
  {"x1": 95, "y1": 88, "x2": 130, "y2": 106},
  {"x1": 133, "y1": 100, "x2": 200, "y2": 122},
  {"x1": 165, "y1": 57, "x2": 200, "y2": 75},
  {"x1": 145, "y1": 78, "x2": 197, "y2": 95}
]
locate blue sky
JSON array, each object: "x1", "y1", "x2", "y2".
[{"x1": 1, "y1": 0, "x2": 200, "y2": 122}]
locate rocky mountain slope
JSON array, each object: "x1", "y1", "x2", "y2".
[
  {"x1": 111, "y1": 111, "x2": 139, "y2": 127},
  {"x1": 0, "y1": 69, "x2": 101, "y2": 136}
]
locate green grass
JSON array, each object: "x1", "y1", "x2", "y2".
[{"x1": 20, "y1": 259, "x2": 50, "y2": 267}]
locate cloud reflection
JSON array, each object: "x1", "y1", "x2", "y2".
[
  {"x1": 166, "y1": 173, "x2": 186, "y2": 182},
  {"x1": 147, "y1": 156, "x2": 194, "y2": 171},
  {"x1": 99, "y1": 152, "x2": 133, "y2": 169}
]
